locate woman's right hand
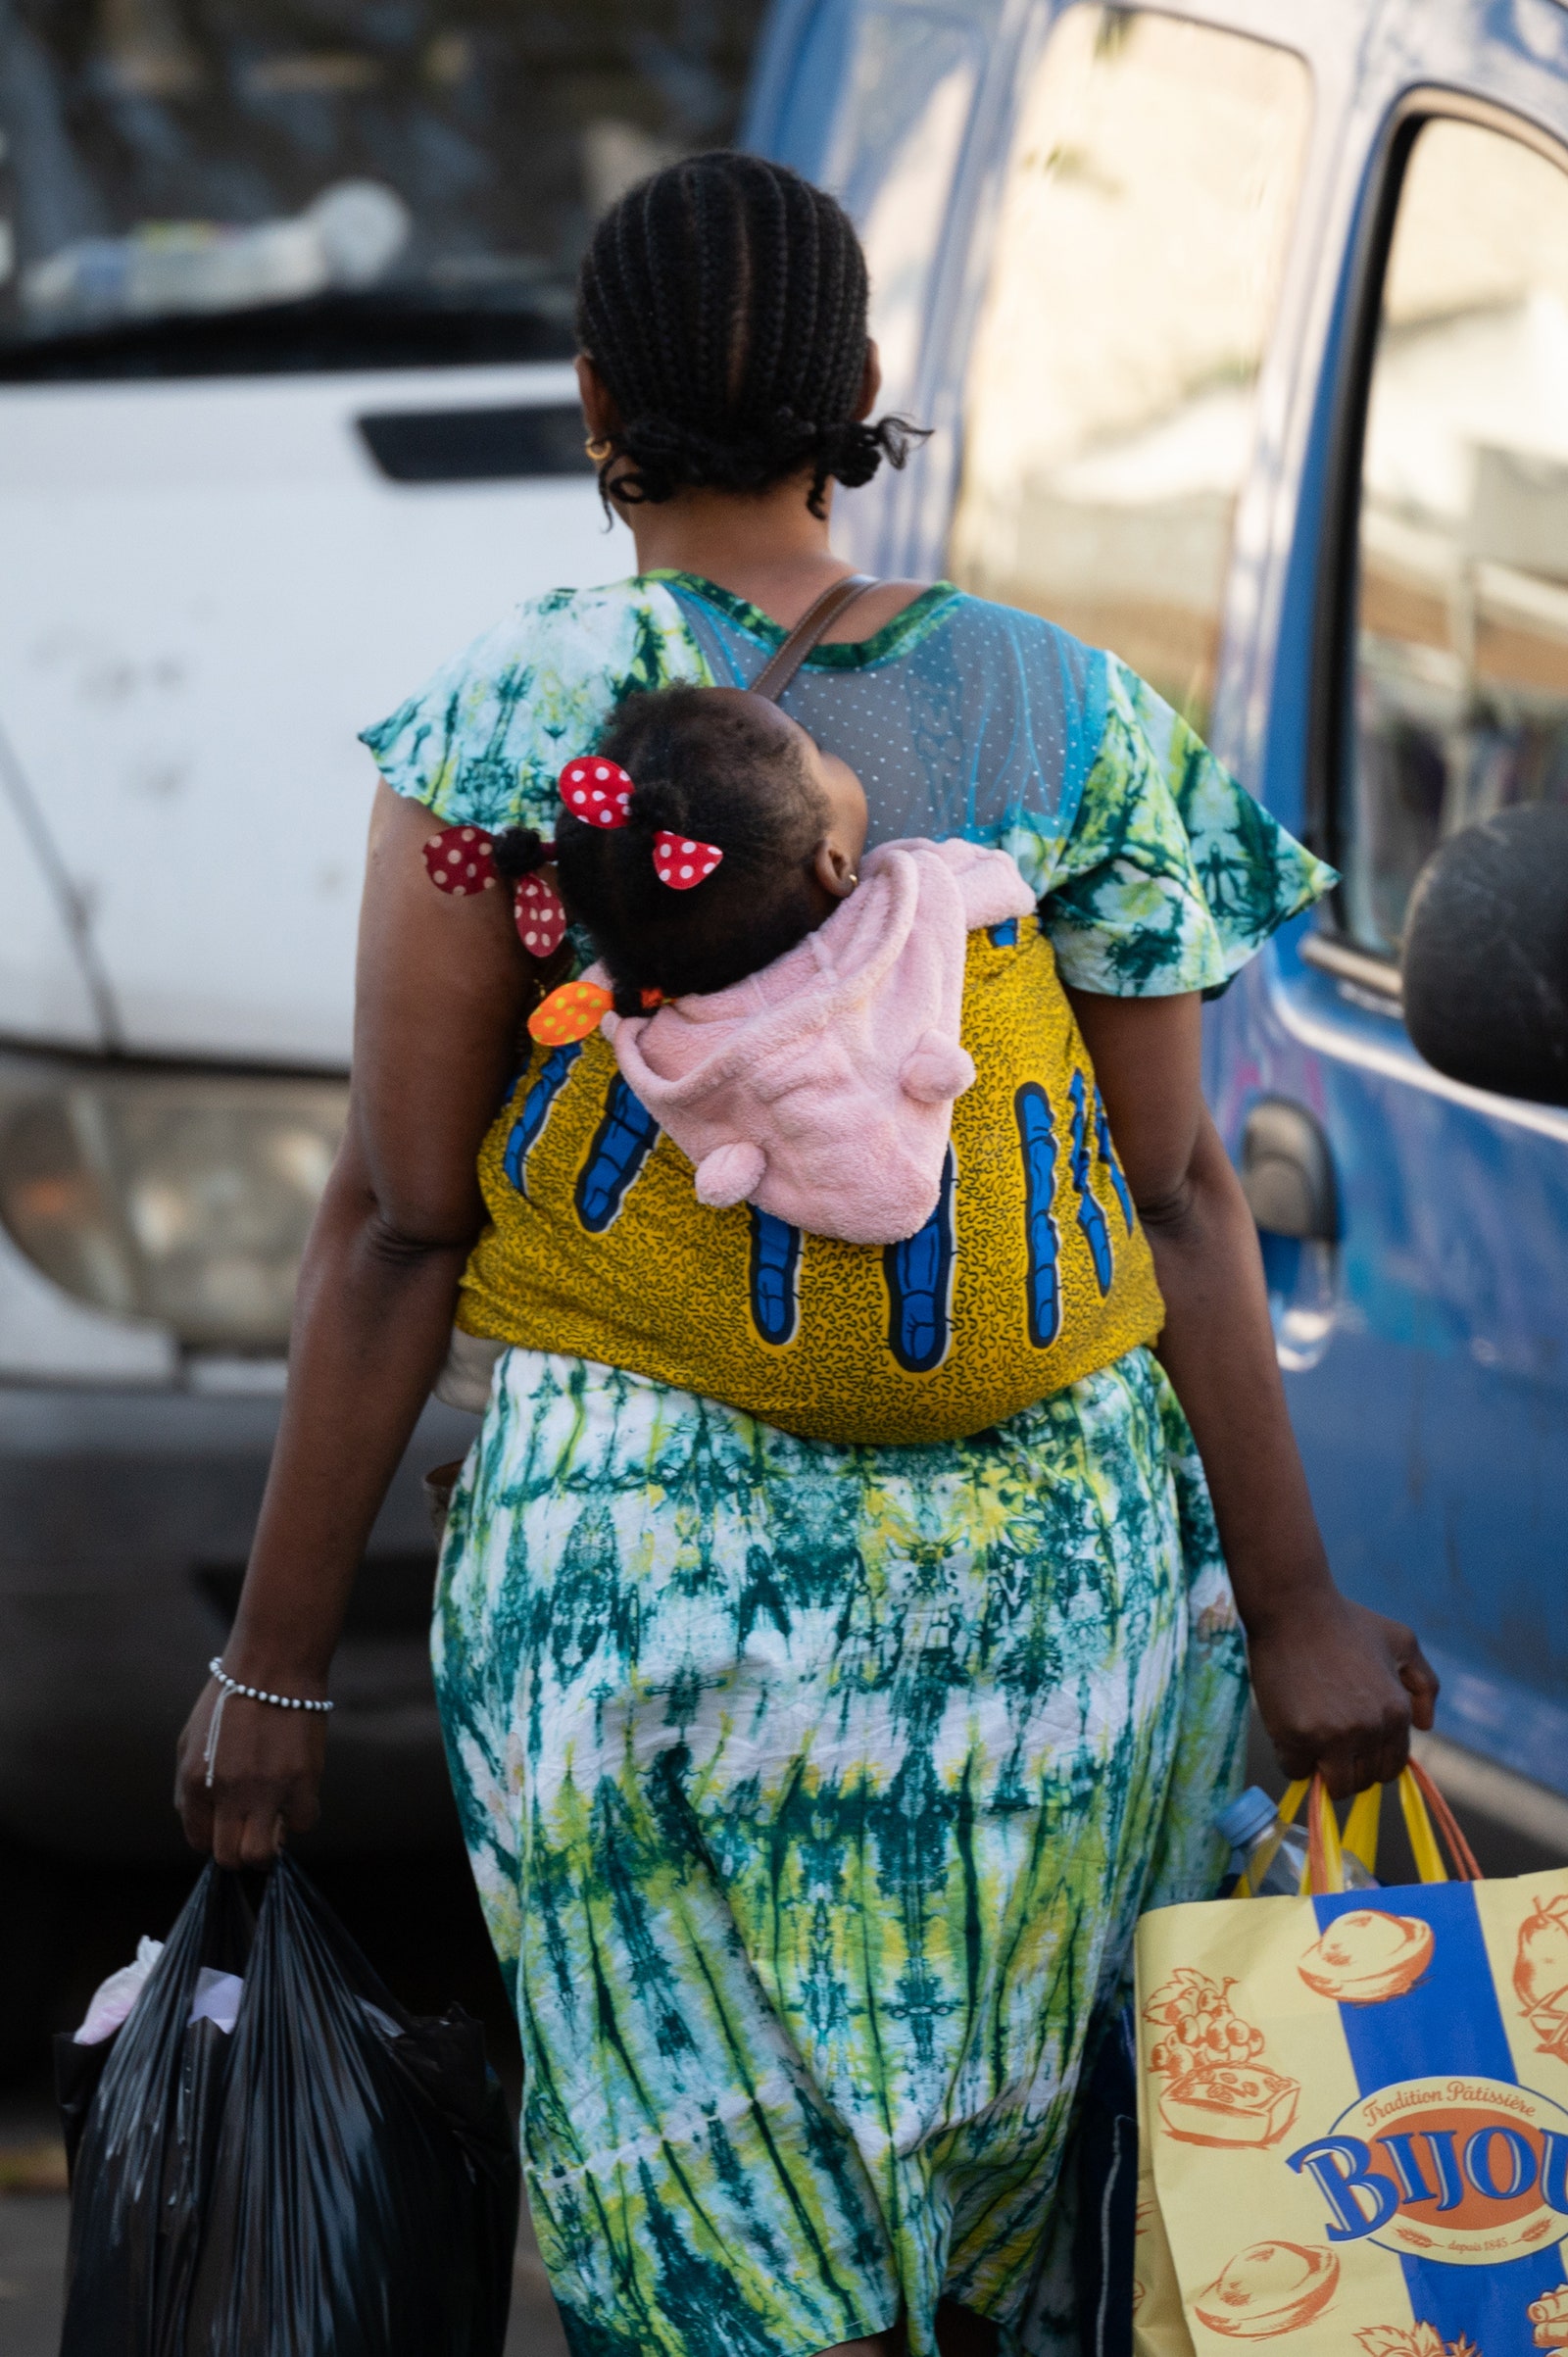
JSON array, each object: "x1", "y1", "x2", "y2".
[
  {"x1": 174, "y1": 1675, "x2": 329, "y2": 1867},
  {"x1": 168, "y1": 785, "x2": 528, "y2": 1868}
]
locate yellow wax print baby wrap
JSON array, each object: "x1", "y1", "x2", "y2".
[
  {"x1": 457, "y1": 911, "x2": 1164, "y2": 1444},
  {"x1": 1134, "y1": 1780, "x2": 1568, "y2": 2357}
]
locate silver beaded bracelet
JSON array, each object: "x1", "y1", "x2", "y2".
[{"x1": 204, "y1": 1655, "x2": 333, "y2": 1789}]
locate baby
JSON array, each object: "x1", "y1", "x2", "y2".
[{"x1": 495, "y1": 686, "x2": 1035, "y2": 1246}]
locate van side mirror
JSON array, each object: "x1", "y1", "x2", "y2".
[{"x1": 1401, "y1": 806, "x2": 1568, "y2": 1107}]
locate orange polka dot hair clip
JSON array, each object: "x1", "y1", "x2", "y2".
[
  {"x1": 528, "y1": 977, "x2": 613, "y2": 1045},
  {"x1": 528, "y1": 977, "x2": 663, "y2": 1046}
]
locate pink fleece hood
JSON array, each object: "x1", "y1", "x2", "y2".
[{"x1": 601, "y1": 836, "x2": 1035, "y2": 1246}]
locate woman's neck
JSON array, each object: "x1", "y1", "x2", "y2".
[{"x1": 622, "y1": 476, "x2": 854, "y2": 630}]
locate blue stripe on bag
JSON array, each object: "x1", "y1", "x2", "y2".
[{"x1": 1313, "y1": 1883, "x2": 1566, "y2": 2352}]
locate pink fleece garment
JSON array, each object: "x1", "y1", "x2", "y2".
[{"x1": 601, "y1": 836, "x2": 1036, "y2": 1245}]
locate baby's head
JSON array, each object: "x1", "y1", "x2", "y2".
[{"x1": 502, "y1": 687, "x2": 867, "y2": 1009}]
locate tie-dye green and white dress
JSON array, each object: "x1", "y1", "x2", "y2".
[{"x1": 362, "y1": 573, "x2": 1332, "y2": 2357}]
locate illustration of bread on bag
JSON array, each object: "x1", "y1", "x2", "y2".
[
  {"x1": 1298, "y1": 1911, "x2": 1435, "y2": 2005},
  {"x1": 1192, "y1": 2241, "x2": 1339, "y2": 2337},
  {"x1": 1516, "y1": 1895, "x2": 1568, "y2": 2063},
  {"x1": 1144, "y1": 1968, "x2": 1299, "y2": 2146}
]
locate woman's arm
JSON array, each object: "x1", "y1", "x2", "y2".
[
  {"x1": 1066, "y1": 985, "x2": 1438, "y2": 1797},
  {"x1": 174, "y1": 786, "x2": 531, "y2": 1864}
]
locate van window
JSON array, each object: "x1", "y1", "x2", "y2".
[
  {"x1": 948, "y1": 7, "x2": 1309, "y2": 732},
  {"x1": 1340, "y1": 118, "x2": 1568, "y2": 961},
  {"x1": 0, "y1": 0, "x2": 754, "y2": 381},
  {"x1": 821, "y1": 8, "x2": 979, "y2": 412}
]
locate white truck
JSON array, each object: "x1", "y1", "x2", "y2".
[{"x1": 0, "y1": 0, "x2": 751, "y2": 2063}]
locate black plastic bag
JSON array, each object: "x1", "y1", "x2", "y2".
[{"x1": 59, "y1": 1852, "x2": 519, "y2": 2357}]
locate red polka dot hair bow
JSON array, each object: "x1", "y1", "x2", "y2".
[
  {"x1": 558, "y1": 757, "x2": 723, "y2": 889},
  {"x1": 560, "y1": 757, "x2": 634, "y2": 827},
  {"x1": 422, "y1": 826, "x2": 495, "y2": 898},
  {"x1": 653, "y1": 833, "x2": 723, "y2": 889},
  {"x1": 420, "y1": 826, "x2": 567, "y2": 959}
]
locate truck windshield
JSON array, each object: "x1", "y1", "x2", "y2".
[{"x1": 0, "y1": 0, "x2": 753, "y2": 380}]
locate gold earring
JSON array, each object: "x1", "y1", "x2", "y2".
[
  {"x1": 585, "y1": 435, "x2": 613, "y2": 463},
  {"x1": 846, "y1": 871, "x2": 859, "y2": 888}
]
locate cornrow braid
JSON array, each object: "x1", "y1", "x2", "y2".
[
  {"x1": 692, "y1": 168, "x2": 726, "y2": 420},
  {"x1": 743, "y1": 162, "x2": 793, "y2": 425},
  {"x1": 576, "y1": 151, "x2": 925, "y2": 517}
]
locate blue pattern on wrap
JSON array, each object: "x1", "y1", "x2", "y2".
[
  {"x1": 1095, "y1": 1088, "x2": 1137, "y2": 1234},
  {"x1": 503, "y1": 1044, "x2": 582, "y2": 1198},
  {"x1": 1014, "y1": 1083, "x2": 1061, "y2": 1350},
  {"x1": 1068, "y1": 1070, "x2": 1113, "y2": 1295},
  {"x1": 574, "y1": 1077, "x2": 659, "y2": 1234},
  {"x1": 748, "y1": 1209, "x2": 803, "y2": 1349},
  {"x1": 1313, "y1": 1882, "x2": 1567, "y2": 2351},
  {"x1": 883, "y1": 1148, "x2": 956, "y2": 1373}
]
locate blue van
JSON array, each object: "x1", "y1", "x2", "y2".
[{"x1": 748, "y1": 0, "x2": 1568, "y2": 1826}]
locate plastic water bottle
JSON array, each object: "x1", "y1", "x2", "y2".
[{"x1": 1216, "y1": 1785, "x2": 1377, "y2": 1896}]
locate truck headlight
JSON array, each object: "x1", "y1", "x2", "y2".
[{"x1": 0, "y1": 1057, "x2": 348, "y2": 1350}]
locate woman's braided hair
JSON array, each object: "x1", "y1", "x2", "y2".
[{"x1": 576, "y1": 151, "x2": 922, "y2": 516}]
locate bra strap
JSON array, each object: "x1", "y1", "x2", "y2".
[{"x1": 749, "y1": 573, "x2": 880, "y2": 704}]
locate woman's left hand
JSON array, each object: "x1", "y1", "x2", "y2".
[{"x1": 1246, "y1": 1589, "x2": 1440, "y2": 1797}]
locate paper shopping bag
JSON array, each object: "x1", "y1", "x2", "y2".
[{"x1": 1135, "y1": 1767, "x2": 1568, "y2": 2357}]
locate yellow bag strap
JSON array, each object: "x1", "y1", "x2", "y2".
[
  {"x1": 1307, "y1": 1778, "x2": 1346, "y2": 1893},
  {"x1": 1344, "y1": 1785, "x2": 1381, "y2": 1874},
  {"x1": 1238, "y1": 1764, "x2": 1480, "y2": 1896},
  {"x1": 1398, "y1": 1771, "x2": 1447, "y2": 1885}
]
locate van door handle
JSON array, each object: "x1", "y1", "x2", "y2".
[
  {"x1": 356, "y1": 403, "x2": 592, "y2": 483},
  {"x1": 1240, "y1": 1099, "x2": 1340, "y2": 1241}
]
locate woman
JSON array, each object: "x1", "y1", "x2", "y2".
[{"x1": 176, "y1": 154, "x2": 1436, "y2": 2357}]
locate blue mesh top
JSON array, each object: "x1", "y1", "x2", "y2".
[{"x1": 362, "y1": 572, "x2": 1333, "y2": 995}]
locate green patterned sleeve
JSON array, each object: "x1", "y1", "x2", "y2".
[
  {"x1": 358, "y1": 580, "x2": 708, "y2": 835},
  {"x1": 1040, "y1": 655, "x2": 1336, "y2": 997}
]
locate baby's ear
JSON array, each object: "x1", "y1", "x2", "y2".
[
  {"x1": 900, "y1": 1032, "x2": 975, "y2": 1105},
  {"x1": 812, "y1": 838, "x2": 858, "y2": 900},
  {"x1": 695, "y1": 1142, "x2": 767, "y2": 1207}
]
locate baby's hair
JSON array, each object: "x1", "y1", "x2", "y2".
[{"x1": 494, "y1": 688, "x2": 829, "y2": 1008}]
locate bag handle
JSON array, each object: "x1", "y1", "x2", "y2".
[
  {"x1": 1265, "y1": 1764, "x2": 1482, "y2": 1894},
  {"x1": 1405, "y1": 1757, "x2": 1483, "y2": 1882},
  {"x1": 750, "y1": 573, "x2": 880, "y2": 703}
]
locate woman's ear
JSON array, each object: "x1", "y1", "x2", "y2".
[
  {"x1": 855, "y1": 340, "x2": 883, "y2": 423},
  {"x1": 575, "y1": 354, "x2": 619, "y2": 442}
]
